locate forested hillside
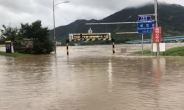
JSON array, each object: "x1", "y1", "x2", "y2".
[{"x1": 50, "y1": 3, "x2": 184, "y2": 44}]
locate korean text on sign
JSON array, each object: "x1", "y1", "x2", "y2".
[{"x1": 153, "y1": 27, "x2": 162, "y2": 43}]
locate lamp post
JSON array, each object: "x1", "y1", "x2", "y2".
[{"x1": 53, "y1": 0, "x2": 69, "y2": 54}]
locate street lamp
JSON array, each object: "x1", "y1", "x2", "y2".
[{"x1": 53, "y1": 0, "x2": 69, "y2": 54}]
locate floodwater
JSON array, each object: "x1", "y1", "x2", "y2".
[{"x1": 1, "y1": 45, "x2": 184, "y2": 110}]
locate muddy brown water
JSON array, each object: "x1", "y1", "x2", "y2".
[{"x1": 0, "y1": 45, "x2": 184, "y2": 110}]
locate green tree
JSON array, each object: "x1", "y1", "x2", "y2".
[
  {"x1": 1, "y1": 20, "x2": 54, "y2": 54},
  {"x1": 0, "y1": 25, "x2": 21, "y2": 50},
  {"x1": 19, "y1": 20, "x2": 54, "y2": 54},
  {"x1": 0, "y1": 24, "x2": 18, "y2": 41}
]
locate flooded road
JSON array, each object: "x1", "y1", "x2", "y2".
[{"x1": 1, "y1": 45, "x2": 184, "y2": 110}]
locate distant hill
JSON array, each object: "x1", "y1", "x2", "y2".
[{"x1": 50, "y1": 3, "x2": 184, "y2": 44}]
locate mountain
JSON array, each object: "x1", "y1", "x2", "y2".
[{"x1": 50, "y1": 3, "x2": 184, "y2": 44}]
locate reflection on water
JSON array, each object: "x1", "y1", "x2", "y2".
[
  {"x1": 108, "y1": 59, "x2": 113, "y2": 92},
  {"x1": 0, "y1": 46, "x2": 184, "y2": 110},
  {"x1": 152, "y1": 58, "x2": 165, "y2": 89}
]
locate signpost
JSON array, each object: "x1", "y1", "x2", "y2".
[
  {"x1": 137, "y1": 16, "x2": 155, "y2": 55},
  {"x1": 153, "y1": 27, "x2": 162, "y2": 56},
  {"x1": 153, "y1": 27, "x2": 162, "y2": 43},
  {"x1": 137, "y1": 22, "x2": 156, "y2": 34},
  {"x1": 138, "y1": 16, "x2": 152, "y2": 22}
]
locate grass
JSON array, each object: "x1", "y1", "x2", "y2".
[
  {"x1": 0, "y1": 51, "x2": 31, "y2": 57},
  {"x1": 164, "y1": 46, "x2": 184, "y2": 56},
  {"x1": 134, "y1": 50, "x2": 152, "y2": 55},
  {"x1": 134, "y1": 50, "x2": 165, "y2": 56},
  {"x1": 134, "y1": 46, "x2": 184, "y2": 56}
]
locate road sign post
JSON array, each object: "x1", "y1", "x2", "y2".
[
  {"x1": 137, "y1": 16, "x2": 155, "y2": 55},
  {"x1": 137, "y1": 22, "x2": 156, "y2": 34},
  {"x1": 142, "y1": 34, "x2": 144, "y2": 55},
  {"x1": 138, "y1": 16, "x2": 152, "y2": 22},
  {"x1": 137, "y1": 16, "x2": 155, "y2": 34},
  {"x1": 153, "y1": 27, "x2": 162, "y2": 56},
  {"x1": 153, "y1": 27, "x2": 162, "y2": 43}
]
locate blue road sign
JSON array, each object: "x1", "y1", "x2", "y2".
[
  {"x1": 138, "y1": 16, "x2": 152, "y2": 22},
  {"x1": 137, "y1": 22, "x2": 156, "y2": 34}
]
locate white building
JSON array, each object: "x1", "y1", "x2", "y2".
[
  {"x1": 88, "y1": 28, "x2": 93, "y2": 34},
  {"x1": 56, "y1": 41, "x2": 62, "y2": 46}
]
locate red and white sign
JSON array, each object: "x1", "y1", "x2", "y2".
[{"x1": 153, "y1": 27, "x2": 162, "y2": 43}]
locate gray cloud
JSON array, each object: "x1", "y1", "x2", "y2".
[{"x1": 0, "y1": 0, "x2": 183, "y2": 29}]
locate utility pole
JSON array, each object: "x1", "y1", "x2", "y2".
[
  {"x1": 53, "y1": 0, "x2": 56, "y2": 54},
  {"x1": 154, "y1": 0, "x2": 159, "y2": 57},
  {"x1": 53, "y1": 0, "x2": 69, "y2": 55}
]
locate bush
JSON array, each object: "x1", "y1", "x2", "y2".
[
  {"x1": 134, "y1": 50, "x2": 152, "y2": 55},
  {"x1": 164, "y1": 46, "x2": 184, "y2": 56},
  {"x1": 134, "y1": 46, "x2": 184, "y2": 56}
]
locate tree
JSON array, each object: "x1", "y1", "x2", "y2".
[
  {"x1": 0, "y1": 20, "x2": 54, "y2": 54},
  {"x1": 0, "y1": 25, "x2": 20, "y2": 49},
  {"x1": 0, "y1": 24, "x2": 18, "y2": 41},
  {"x1": 19, "y1": 20, "x2": 54, "y2": 54}
]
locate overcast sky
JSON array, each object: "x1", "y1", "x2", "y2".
[{"x1": 0, "y1": 0, "x2": 183, "y2": 29}]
